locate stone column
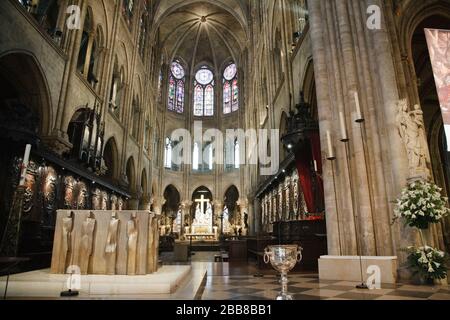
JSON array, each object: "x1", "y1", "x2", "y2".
[
  {"x1": 140, "y1": 193, "x2": 152, "y2": 211},
  {"x1": 180, "y1": 200, "x2": 192, "y2": 239},
  {"x1": 306, "y1": 0, "x2": 412, "y2": 257}
]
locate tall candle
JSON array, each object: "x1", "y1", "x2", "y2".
[
  {"x1": 313, "y1": 160, "x2": 318, "y2": 172},
  {"x1": 19, "y1": 144, "x2": 32, "y2": 186},
  {"x1": 354, "y1": 91, "x2": 363, "y2": 120},
  {"x1": 339, "y1": 111, "x2": 348, "y2": 141},
  {"x1": 326, "y1": 130, "x2": 334, "y2": 159}
]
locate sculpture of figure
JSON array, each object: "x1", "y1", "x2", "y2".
[
  {"x1": 77, "y1": 182, "x2": 88, "y2": 209},
  {"x1": 118, "y1": 197, "x2": 124, "y2": 211},
  {"x1": 278, "y1": 184, "x2": 284, "y2": 221},
  {"x1": 59, "y1": 211, "x2": 74, "y2": 273},
  {"x1": 284, "y1": 176, "x2": 291, "y2": 221},
  {"x1": 101, "y1": 191, "x2": 109, "y2": 210},
  {"x1": 92, "y1": 188, "x2": 102, "y2": 210},
  {"x1": 127, "y1": 212, "x2": 138, "y2": 275},
  {"x1": 291, "y1": 171, "x2": 300, "y2": 220},
  {"x1": 43, "y1": 166, "x2": 57, "y2": 213},
  {"x1": 64, "y1": 176, "x2": 75, "y2": 209},
  {"x1": 105, "y1": 212, "x2": 120, "y2": 275},
  {"x1": 150, "y1": 216, "x2": 159, "y2": 272},
  {"x1": 79, "y1": 212, "x2": 96, "y2": 274},
  {"x1": 396, "y1": 99, "x2": 430, "y2": 178},
  {"x1": 110, "y1": 195, "x2": 118, "y2": 210}
]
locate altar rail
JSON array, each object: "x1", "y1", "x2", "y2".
[{"x1": 50, "y1": 210, "x2": 159, "y2": 275}]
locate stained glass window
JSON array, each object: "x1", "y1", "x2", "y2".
[
  {"x1": 223, "y1": 82, "x2": 231, "y2": 114},
  {"x1": 167, "y1": 61, "x2": 185, "y2": 113},
  {"x1": 193, "y1": 67, "x2": 214, "y2": 116},
  {"x1": 194, "y1": 85, "x2": 203, "y2": 116},
  {"x1": 122, "y1": 0, "x2": 134, "y2": 28},
  {"x1": 223, "y1": 63, "x2": 238, "y2": 114},
  {"x1": 205, "y1": 85, "x2": 214, "y2": 116}
]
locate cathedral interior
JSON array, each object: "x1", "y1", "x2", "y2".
[{"x1": 0, "y1": 0, "x2": 450, "y2": 301}]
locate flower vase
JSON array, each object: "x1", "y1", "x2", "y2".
[{"x1": 411, "y1": 273, "x2": 433, "y2": 286}]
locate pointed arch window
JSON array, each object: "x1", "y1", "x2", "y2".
[
  {"x1": 194, "y1": 67, "x2": 214, "y2": 116},
  {"x1": 122, "y1": 0, "x2": 134, "y2": 28},
  {"x1": 138, "y1": 13, "x2": 148, "y2": 58},
  {"x1": 223, "y1": 63, "x2": 238, "y2": 114},
  {"x1": 168, "y1": 61, "x2": 185, "y2": 113}
]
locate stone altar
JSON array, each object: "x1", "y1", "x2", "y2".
[{"x1": 50, "y1": 210, "x2": 159, "y2": 275}]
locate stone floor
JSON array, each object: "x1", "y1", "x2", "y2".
[
  {"x1": 189, "y1": 252, "x2": 450, "y2": 300},
  {"x1": 1, "y1": 251, "x2": 449, "y2": 300},
  {"x1": 199, "y1": 273, "x2": 450, "y2": 300}
]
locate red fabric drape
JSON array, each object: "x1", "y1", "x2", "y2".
[
  {"x1": 295, "y1": 143, "x2": 314, "y2": 213},
  {"x1": 294, "y1": 132, "x2": 324, "y2": 214}
]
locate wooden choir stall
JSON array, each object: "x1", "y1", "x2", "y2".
[{"x1": 50, "y1": 210, "x2": 160, "y2": 275}]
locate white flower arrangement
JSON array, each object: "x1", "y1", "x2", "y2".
[
  {"x1": 394, "y1": 180, "x2": 449, "y2": 229},
  {"x1": 404, "y1": 246, "x2": 448, "y2": 280}
]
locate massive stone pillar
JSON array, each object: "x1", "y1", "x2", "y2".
[{"x1": 307, "y1": 0, "x2": 417, "y2": 260}]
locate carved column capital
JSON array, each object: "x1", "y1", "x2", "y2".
[
  {"x1": 236, "y1": 197, "x2": 248, "y2": 211},
  {"x1": 41, "y1": 130, "x2": 73, "y2": 156},
  {"x1": 180, "y1": 200, "x2": 193, "y2": 210}
]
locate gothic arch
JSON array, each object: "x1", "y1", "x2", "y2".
[
  {"x1": 398, "y1": 1, "x2": 450, "y2": 105},
  {"x1": 0, "y1": 51, "x2": 52, "y2": 135},
  {"x1": 103, "y1": 137, "x2": 119, "y2": 180},
  {"x1": 126, "y1": 156, "x2": 136, "y2": 193}
]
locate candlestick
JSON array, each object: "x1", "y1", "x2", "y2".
[
  {"x1": 326, "y1": 130, "x2": 335, "y2": 160},
  {"x1": 339, "y1": 112, "x2": 349, "y2": 142},
  {"x1": 19, "y1": 144, "x2": 31, "y2": 187},
  {"x1": 354, "y1": 91, "x2": 364, "y2": 122}
]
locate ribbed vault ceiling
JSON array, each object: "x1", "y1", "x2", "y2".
[{"x1": 155, "y1": 0, "x2": 248, "y2": 72}]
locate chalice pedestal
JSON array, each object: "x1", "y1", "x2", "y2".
[{"x1": 264, "y1": 245, "x2": 302, "y2": 300}]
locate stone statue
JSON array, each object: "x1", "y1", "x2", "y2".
[
  {"x1": 59, "y1": 211, "x2": 74, "y2": 273},
  {"x1": 118, "y1": 197, "x2": 124, "y2": 211},
  {"x1": 396, "y1": 99, "x2": 430, "y2": 178},
  {"x1": 64, "y1": 176, "x2": 75, "y2": 209},
  {"x1": 79, "y1": 212, "x2": 96, "y2": 274},
  {"x1": 92, "y1": 188, "x2": 102, "y2": 210},
  {"x1": 127, "y1": 212, "x2": 138, "y2": 275},
  {"x1": 105, "y1": 212, "x2": 120, "y2": 275},
  {"x1": 101, "y1": 191, "x2": 109, "y2": 210},
  {"x1": 110, "y1": 195, "x2": 118, "y2": 210}
]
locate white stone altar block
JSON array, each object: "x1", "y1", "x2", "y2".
[
  {"x1": 318, "y1": 255, "x2": 398, "y2": 284},
  {"x1": 50, "y1": 210, "x2": 158, "y2": 275}
]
